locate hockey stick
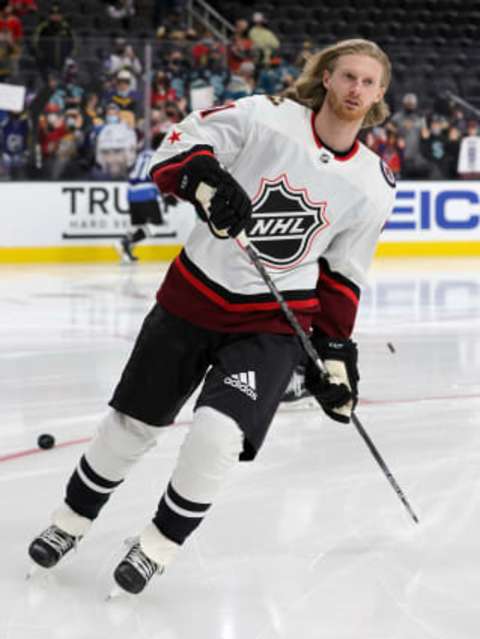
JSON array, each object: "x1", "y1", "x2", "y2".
[{"x1": 196, "y1": 182, "x2": 419, "y2": 524}]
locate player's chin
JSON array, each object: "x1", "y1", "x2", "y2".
[{"x1": 339, "y1": 104, "x2": 368, "y2": 122}]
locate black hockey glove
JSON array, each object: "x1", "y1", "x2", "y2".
[
  {"x1": 178, "y1": 155, "x2": 253, "y2": 238},
  {"x1": 305, "y1": 335, "x2": 359, "y2": 424}
]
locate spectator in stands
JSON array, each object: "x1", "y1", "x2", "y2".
[
  {"x1": 248, "y1": 11, "x2": 279, "y2": 67},
  {"x1": 0, "y1": 0, "x2": 22, "y2": 75},
  {"x1": 295, "y1": 40, "x2": 316, "y2": 69},
  {"x1": 0, "y1": 24, "x2": 15, "y2": 80},
  {"x1": 164, "y1": 49, "x2": 190, "y2": 99},
  {"x1": 29, "y1": 69, "x2": 64, "y2": 112},
  {"x1": 82, "y1": 91, "x2": 103, "y2": 145},
  {"x1": 456, "y1": 119, "x2": 480, "y2": 179},
  {"x1": 151, "y1": 70, "x2": 177, "y2": 107},
  {"x1": 191, "y1": 30, "x2": 225, "y2": 69},
  {"x1": 37, "y1": 102, "x2": 67, "y2": 177},
  {"x1": 8, "y1": 0, "x2": 37, "y2": 16},
  {"x1": 390, "y1": 92, "x2": 429, "y2": 178},
  {"x1": 0, "y1": 108, "x2": 29, "y2": 178},
  {"x1": 33, "y1": 3, "x2": 74, "y2": 76},
  {"x1": 61, "y1": 59, "x2": 85, "y2": 109},
  {"x1": 224, "y1": 60, "x2": 258, "y2": 100},
  {"x1": 257, "y1": 53, "x2": 298, "y2": 95},
  {"x1": 91, "y1": 108, "x2": 137, "y2": 179},
  {"x1": 0, "y1": 0, "x2": 22, "y2": 46},
  {"x1": 227, "y1": 19, "x2": 254, "y2": 73},
  {"x1": 420, "y1": 114, "x2": 456, "y2": 180},
  {"x1": 376, "y1": 124, "x2": 405, "y2": 178},
  {"x1": 50, "y1": 105, "x2": 85, "y2": 179},
  {"x1": 149, "y1": 102, "x2": 184, "y2": 139},
  {"x1": 449, "y1": 105, "x2": 468, "y2": 136},
  {"x1": 103, "y1": 69, "x2": 140, "y2": 119},
  {"x1": 150, "y1": 104, "x2": 167, "y2": 135},
  {"x1": 206, "y1": 46, "x2": 230, "y2": 103},
  {"x1": 106, "y1": 0, "x2": 135, "y2": 31},
  {"x1": 104, "y1": 38, "x2": 142, "y2": 90}
]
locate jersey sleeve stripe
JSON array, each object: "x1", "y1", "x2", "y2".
[
  {"x1": 312, "y1": 259, "x2": 360, "y2": 338},
  {"x1": 150, "y1": 145, "x2": 214, "y2": 194},
  {"x1": 318, "y1": 258, "x2": 360, "y2": 304}
]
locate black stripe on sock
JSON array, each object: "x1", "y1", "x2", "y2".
[
  {"x1": 80, "y1": 455, "x2": 123, "y2": 490},
  {"x1": 65, "y1": 471, "x2": 110, "y2": 520},
  {"x1": 167, "y1": 482, "x2": 210, "y2": 514},
  {"x1": 153, "y1": 493, "x2": 207, "y2": 545}
]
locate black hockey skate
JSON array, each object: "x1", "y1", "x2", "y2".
[
  {"x1": 28, "y1": 525, "x2": 79, "y2": 569},
  {"x1": 113, "y1": 542, "x2": 162, "y2": 594},
  {"x1": 118, "y1": 236, "x2": 138, "y2": 263}
]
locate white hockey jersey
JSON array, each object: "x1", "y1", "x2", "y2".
[{"x1": 149, "y1": 96, "x2": 395, "y2": 337}]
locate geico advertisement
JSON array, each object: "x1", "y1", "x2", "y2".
[
  {"x1": 1, "y1": 181, "x2": 479, "y2": 246},
  {"x1": 384, "y1": 181, "x2": 480, "y2": 241}
]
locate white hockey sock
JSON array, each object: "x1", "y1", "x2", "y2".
[
  {"x1": 152, "y1": 406, "x2": 244, "y2": 547},
  {"x1": 64, "y1": 410, "x2": 163, "y2": 521},
  {"x1": 85, "y1": 409, "x2": 161, "y2": 481}
]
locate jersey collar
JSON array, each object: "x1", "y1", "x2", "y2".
[{"x1": 310, "y1": 112, "x2": 360, "y2": 162}]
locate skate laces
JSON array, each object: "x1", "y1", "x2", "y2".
[
  {"x1": 40, "y1": 525, "x2": 77, "y2": 554},
  {"x1": 125, "y1": 543, "x2": 158, "y2": 581}
]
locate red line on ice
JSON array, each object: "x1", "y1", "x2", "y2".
[{"x1": 0, "y1": 421, "x2": 192, "y2": 464}]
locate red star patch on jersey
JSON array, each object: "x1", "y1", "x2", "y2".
[{"x1": 167, "y1": 130, "x2": 182, "y2": 144}]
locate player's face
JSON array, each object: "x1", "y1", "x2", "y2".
[{"x1": 323, "y1": 54, "x2": 385, "y2": 123}]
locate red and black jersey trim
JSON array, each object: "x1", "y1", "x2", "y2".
[
  {"x1": 157, "y1": 249, "x2": 320, "y2": 334},
  {"x1": 177, "y1": 249, "x2": 318, "y2": 311},
  {"x1": 313, "y1": 258, "x2": 361, "y2": 338},
  {"x1": 310, "y1": 113, "x2": 360, "y2": 161},
  {"x1": 150, "y1": 144, "x2": 215, "y2": 195}
]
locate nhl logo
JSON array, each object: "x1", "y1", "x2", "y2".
[
  {"x1": 319, "y1": 150, "x2": 332, "y2": 163},
  {"x1": 247, "y1": 175, "x2": 329, "y2": 269}
]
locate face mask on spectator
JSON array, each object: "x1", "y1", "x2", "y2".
[
  {"x1": 47, "y1": 114, "x2": 60, "y2": 129},
  {"x1": 106, "y1": 114, "x2": 120, "y2": 124},
  {"x1": 66, "y1": 116, "x2": 77, "y2": 130}
]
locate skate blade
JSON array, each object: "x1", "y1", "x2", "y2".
[
  {"x1": 106, "y1": 585, "x2": 130, "y2": 601},
  {"x1": 26, "y1": 563, "x2": 43, "y2": 580}
]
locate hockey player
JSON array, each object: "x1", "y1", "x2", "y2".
[
  {"x1": 117, "y1": 133, "x2": 178, "y2": 263},
  {"x1": 28, "y1": 39, "x2": 396, "y2": 595}
]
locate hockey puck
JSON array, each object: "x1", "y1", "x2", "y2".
[
  {"x1": 37, "y1": 433, "x2": 55, "y2": 450},
  {"x1": 387, "y1": 342, "x2": 396, "y2": 354}
]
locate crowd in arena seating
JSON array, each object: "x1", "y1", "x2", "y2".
[{"x1": 1, "y1": 0, "x2": 479, "y2": 181}]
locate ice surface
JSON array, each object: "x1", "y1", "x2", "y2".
[{"x1": 1, "y1": 258, "x2": 479, "y2": 638}]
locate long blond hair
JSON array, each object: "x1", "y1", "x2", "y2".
[{"x1": 283, "y1": 39, "x2": 392, "y2": 128}]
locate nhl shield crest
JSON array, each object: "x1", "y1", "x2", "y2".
[{"x1": 247, "y1": 175, "x2": 329, "y2": 269}]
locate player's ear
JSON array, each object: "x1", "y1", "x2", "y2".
[
  {"x1": 322, "y1": 69, "x2": 331, "y2": 91},
  {"x1": 374, "y1": 86, "x2": 386, "y2": 103}
]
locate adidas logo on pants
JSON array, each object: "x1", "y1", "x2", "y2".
[{"x1": 224, "y1": 371, "x2": 257, "y2": 401}]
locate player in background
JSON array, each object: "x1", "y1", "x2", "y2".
[
  {"x1": 28, "y1": 39, "x2": 396, "y2": 596},
  {"x1": 117, "y1": 132, "x2": 178, "y2": 263}
]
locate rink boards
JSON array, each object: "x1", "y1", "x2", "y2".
[{"x1": 0, "y1": 180, "x2": 479, "y2": 262}]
